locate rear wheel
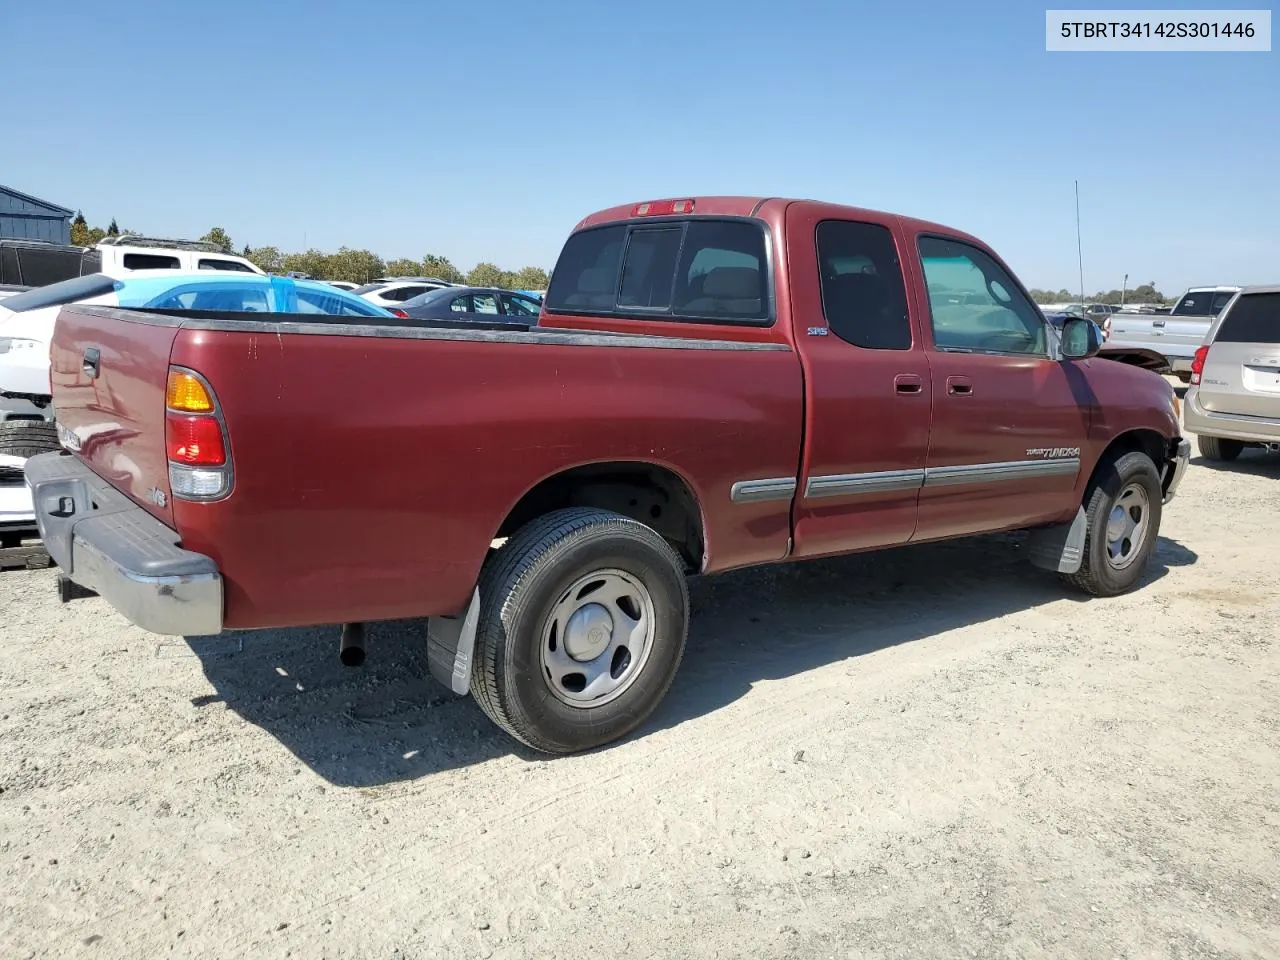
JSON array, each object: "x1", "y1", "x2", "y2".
[
  {"x1": 0, "y1": 421, "x2": 59, "y2": 459},
  {"x1": 470, "y1": 508, "x2": 689, "y2": 754},
  {"x1": 1063, "y1": 450, "x2": 1163, "y2": 597},
  {"x1": 1197, "y1": 434, "x2": 1243, "y2": 462}
]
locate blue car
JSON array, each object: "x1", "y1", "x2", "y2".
[{"x1": 0, "y1": 271, "x2": 397, "y2": 427}]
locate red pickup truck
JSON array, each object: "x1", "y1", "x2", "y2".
[{"x1": 27, "y1": 196, "x2": 1190, "y2": 754}]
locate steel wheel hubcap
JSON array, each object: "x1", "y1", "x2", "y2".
[
  {"x1": 1105, "y1": 482, "x2": 1150, "y2": 570},
  {"x1": 540, "y1": 569, "x2": 656, "y2": 708}
]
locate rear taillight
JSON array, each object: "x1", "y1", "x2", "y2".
[
  {"x1": 1189, "y1": 345, "x2": 1210, "y2": 385},
  {"x1": 389, "y1": 308, "x2": 409, "y2": 318},
  {"x1": 164, "y1": 367, "x2": 232, "y2": 501}
]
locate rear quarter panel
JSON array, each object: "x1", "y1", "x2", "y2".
[{"x1": 170, "y1": 326, "x2": 803, "y2": 629}]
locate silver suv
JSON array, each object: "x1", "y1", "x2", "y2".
[{"x1": 1184, "y1": 286, "x2": 1280, "y2": 461}]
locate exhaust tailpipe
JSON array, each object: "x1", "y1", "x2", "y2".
[{"x1": 339, "y1": 622, "x2": 366, "y2": 667}]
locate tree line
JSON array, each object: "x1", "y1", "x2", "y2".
[
  {"x1": 1027, "y1": 282, "x2": 1170, "y2": 305},
  {"x1": 68, "y1": 214, "x2": 550, "y2": 290}
]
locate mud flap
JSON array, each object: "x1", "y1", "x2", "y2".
[
  {"x1": 1026, "y1": 506, "x2": 1088, "y2": 574},
  {"x1": 426, "y1": 588, "x2": 480, "y2": 695}
]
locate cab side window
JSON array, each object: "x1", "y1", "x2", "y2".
[
  {"x1": 815, "y1": 220, "x2": 912, "y2": 350},
  {"x1": 918, "y1": 236, "x2": 1046, "y2": 355}
]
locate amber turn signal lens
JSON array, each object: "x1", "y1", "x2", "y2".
[{"x1": 166, "y1": 370, "x2": 214, "y2": 412}]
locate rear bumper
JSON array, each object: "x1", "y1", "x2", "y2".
[
  {"x1": 24, "y1": 451, "x2": 223, "y2": 636},
  {"x1": 1163, "y1": 437, "x2": 1191, "y2": 503},
  {"x1": 1183, "y1": 389, "x2": 1280, "y2": 444}
]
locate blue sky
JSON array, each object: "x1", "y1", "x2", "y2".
[{"x1": 7, "y1": 0, "x2": 1277, "y2": 294}]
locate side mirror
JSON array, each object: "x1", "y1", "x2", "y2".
[{"x1": 1061, "y1": 317, "x2": 1102, "y2": 360}]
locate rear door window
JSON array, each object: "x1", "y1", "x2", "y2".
[
  {"x1": 471, "y1": 293, "x2": 499, "y2": 314},
  {"x1": 1215, "y1": 293, "x2": 1280, "y2": 343},
  {"x1": 815, "y1": 220, "x2": 912, "y2": 350},
  {"x1": 545, "y1": 219, "x2": 769, "y2": 323},
  {"x1": 501, "y1": 293, "x2": 542, "y2": 317},
  {"x1": 198, "y1": 258, "x2": 256, "y2": 272},
  {"x1": 123, "y1": 252, "x2": 181, "y2": 271}
]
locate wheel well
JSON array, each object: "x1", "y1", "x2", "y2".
[
  {"x1": 496, "y1": 463, "x2": 706, "y2": 572},
  {"x1": 1089, "y1": 429, "x2": 1167, "y2": 492}
]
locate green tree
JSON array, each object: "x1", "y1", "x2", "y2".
[
  {"x1": 200, "y1": 227, "x2": 234, "y2": 253},
  {"x1": 512, "y1": 266, "x2": 550, "y2": 290},
  {"x1": 70, "y1": 211, "x2": 91, "y2": 247},
  {"x1": 467, "y1": 262, "x2": 512, "y2": 288},
  {"x1": 385, "y1": 257, "x2": 422, "y2": 277},
  {"x1": 106, "y1": 219, "x2": 119, "y2": 236},
  {"x1": 322, "y1": 247, "x2": 386, "y2": 283},
  {"x1": 421, "y1": 254, "x2": 464, "y2": 284},
  {"x1": 280, "y1": 249, "x2": 329, "y2": 279},
  {"x1": 246, "y1": 245, "x2": 284, "y2": 274}
]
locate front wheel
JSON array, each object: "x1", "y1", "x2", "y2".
[
  {"x1": 1063, "y1": 451, "x2": 1163, "y2": 597},
  {"x1": 470, "y1": 508, "x2": 689, "y2": 754}
]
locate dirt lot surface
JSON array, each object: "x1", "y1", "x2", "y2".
[{"x1": 2, "y1": 434, "x2": 1278, "y2": 960}]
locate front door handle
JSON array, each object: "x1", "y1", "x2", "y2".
[
  {"x1": 894, "y1": 374, "x2": 923, "y2": 395},
  {"x1": 946, "y1": 375, "x2": 972, "y2": 396}
]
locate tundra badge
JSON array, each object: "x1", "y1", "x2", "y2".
[{"x1": 1026, "y1": 447, "x2": 1080, "y2": 459}]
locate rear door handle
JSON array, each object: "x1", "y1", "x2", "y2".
[
  {"x1": 946, "y1": 376, "x2": 972, "y2": 396},
  {"x1": 82, "y1": 347, "x2": 100, "y2": 380},
  {"x1": 894, "y1": 374, "x2": 923, "y2": 395}
]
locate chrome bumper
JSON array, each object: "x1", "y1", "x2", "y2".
[
  {"x1": 24, "y1": 452, "x2": 223, "y2": 636},
  {"x1": 1163, "y1": 438, "x2": 1191, "y2": 503}
]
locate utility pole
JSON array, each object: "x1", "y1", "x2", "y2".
[
  {"x1": 1121, "y1": 273, "x2": 1128, "y2": 306},
  {"x1": 1075, "y1": 180, "x2": 1085, "y2": 306}
]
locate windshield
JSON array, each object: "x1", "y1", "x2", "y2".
[
  {"x1": 0, "y1": 273, "x2": 120, "y2": 313},
  {"x1": 1172, "y1": 290, "x2": 1236, "y2": 316}
]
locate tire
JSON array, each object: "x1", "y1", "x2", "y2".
[
  {"x1": 1197, "y1": 434, "x2": 1243, "y2": 462},
  {"x1": 0, "y1": 421, "x2": 59, "y2": 459},
  {"x1": 1176, "y1": 371, "x2": 1192, "y2": 384},
  {"x1": 1062, "y1": 450, "x2": 1163, "y2": 598},
  {"x1": 470, "y1": 507, "x2": 689, "y2": 755}
]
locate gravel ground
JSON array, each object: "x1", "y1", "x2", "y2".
[{"x1": 2, "y1": 429, "x2": 1278, "y2": 960}]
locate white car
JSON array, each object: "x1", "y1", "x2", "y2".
[
  {"x1": 324, "y1": 280, "x2": 360, "y2": 291},
  {"x1": 354, "y1": 276, "x2": 458, "y2": 309}
]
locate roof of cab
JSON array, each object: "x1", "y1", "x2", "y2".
[{"x1": 571, "y1": 196, "x2": 986, "y2": 246}]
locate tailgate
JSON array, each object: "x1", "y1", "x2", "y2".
[
  {"x1": 1108, "y1": 316, "x2": 1208, "y2": 353},
  {"x1": 49, "y1": 305, "x2": 179, "y2": 527},
  {"x1": 1199, "y1": 292, "x2": 1280, "y2": 419}
]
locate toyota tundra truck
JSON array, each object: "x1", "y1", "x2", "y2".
[{"x1": 26, "y1": 196, "x2": 1190, "y2": 755}]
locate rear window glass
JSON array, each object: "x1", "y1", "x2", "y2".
[
  {"x1": 295, "y1": 289, "x2": 387, "y2": 316},
  {"x1": 352, "y1": 282, "x2": 388, "y2": 295},
  {"x1": 1172, "y1": 290, "x2": 1236, "y2": 316},
  {"x1": 146, "y1": 285, "x2": 270, "y2": 312},
  {"x1": 198, "y1": 258, "x2": 255, "y2": 272},
  {"x1": 0, "y1": 273, "x2": 119, "y2": 313},
  {"x1": 545, "y1": 219, "x2": 769, "y2": 323},
  {"x1": 1215, "y1": 293, "x2": 1280, "y2": 343},
  {"x1": 123, "y1": 253, "x2": 181, "y2": 271}
]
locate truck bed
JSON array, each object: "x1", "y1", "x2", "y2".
[{"x1": 48, "y1": 304, "x2": 804, "y2": 629}]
